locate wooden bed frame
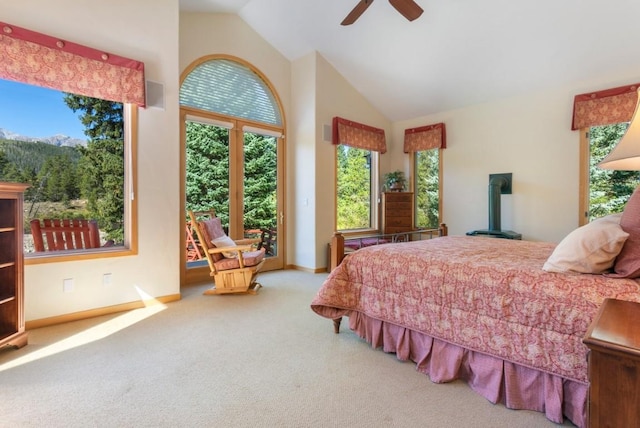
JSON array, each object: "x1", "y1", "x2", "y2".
[{"x1": 328, "y1": 224, "x2": 448, "y2": 273}]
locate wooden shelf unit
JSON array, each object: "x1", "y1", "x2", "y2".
[
  {"x1": 0, "y1": 182, "x2": 28, "y2": 350},
  {"x1": 583, "y1": 298, "x2": 640, "y2": 427},
  {"x1": 381, "y1": 192, "x2": 414, "y2": 235}
]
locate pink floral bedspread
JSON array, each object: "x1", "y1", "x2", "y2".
[{"x1": 311, "y1": 235, "x2": 640, "y2": 383}]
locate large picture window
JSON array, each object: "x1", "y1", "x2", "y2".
[
  {"x1": 0, "y1": 22, "x2": 142, "y2": 261},
  {"x1": 0, "y1": 79, "x2": 137, "y2": 261}
]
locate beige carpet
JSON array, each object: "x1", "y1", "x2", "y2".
[{"x1": 0, "y1": 270, "x2": 573, "y2": 427}]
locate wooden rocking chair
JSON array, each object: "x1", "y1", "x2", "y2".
[{"x1": 188, "y1": 210, "x2": 266, "y2": 295}]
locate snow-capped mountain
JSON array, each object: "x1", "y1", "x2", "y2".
[{"x1": 0, "y1": 127, "x2": 86, "y2": 147}]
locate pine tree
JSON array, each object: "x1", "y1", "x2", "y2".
[
  {"x1": 185, "y1": 122, "x2": 231, "y2": 225},
  {"x1": 243, "y1": 132, "x2": 277, "y2": 230},
  {"x1": 589, "y1": 124, "x2": 640, "y2": 219},
  {"x1": 63, "y1": 94, "x2": 124, "y2": 242},
  {"x1": 185, "y1": 123, "x2": 278, "y2": 231},
  {"x1": 415, "y1": 149, "x2": 439, "y2": 228},
  {"x1": 337, "y1": 145, "x2": 371, "y2": 230}
]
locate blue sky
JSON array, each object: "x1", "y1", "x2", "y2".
[{"x1": 0, "y1": 79, "x2": 87, "y2": 140}]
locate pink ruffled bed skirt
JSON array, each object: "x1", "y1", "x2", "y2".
[{"x1": 347, "y1": 311, "x2": 587, "y2": 428}]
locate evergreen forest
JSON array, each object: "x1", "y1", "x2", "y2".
[
  {"x1": 0, "y1": 94, "x2": 125, "y2": 243},
  {"x1": 185, "y1": 121, "x2": 278, "y2": 233}
]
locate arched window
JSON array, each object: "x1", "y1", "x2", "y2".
[{"x1": 180, "y1": 58, "x2": 282, "y2": 126}]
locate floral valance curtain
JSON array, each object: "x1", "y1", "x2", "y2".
[
  {"x1": 332, "y1": 116, "x2": 387, "y2": 153},
  {"x1": 403, "y1": 122, "x2": 446, "y2": 153},
  {"x1": 0, "y1": 22, "x2": 145, "y2": 107},
  {"x1": 571, "y1": 83, "x2": 639, "y2": 130}
]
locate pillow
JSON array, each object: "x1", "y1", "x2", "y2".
[
  {"x1": 202, "y1": 217, "x2": 226, "y2": 240},
  {"x1": 211, "y1": 234, "x2": 238, "y2": 259},
  {"x1": 543, "y1": 213, "x2": 628, "y2": 274},
  {"x1": 201, "y1": 217, "x2": 237, "y2": 259},
  {"x1": 609, "y1": 187, "x2": 640, "y2": 278}
]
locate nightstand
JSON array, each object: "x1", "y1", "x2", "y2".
[{"x1": 583, "y1": 298, "x2": 640, "y2": 428}]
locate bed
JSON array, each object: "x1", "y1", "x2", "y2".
[{"x1": 312, "y1": 217, "x2": 640, "y2": 427}]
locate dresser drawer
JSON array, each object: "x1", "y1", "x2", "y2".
[
  {"x1": 383, "y1": 192, "x2": 412, "y2": 203},
  {"x1": 385, "y1": 206, "x2": 412, "y2": 217},
  {"x1": 385, "y1": 216, "x2": 412, "y2": 227}
]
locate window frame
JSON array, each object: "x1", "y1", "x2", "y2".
[
  {"x1": 578, "y1": 128, "x2": 590, "y2": 227},
  {"x1": 24, "y1": 103, "x2": 138, "y2": 265},
  {"x1": 334, "y1": 145, "x2": 380, "y2": 235},
  {"x1": 411, "y1": 147, "x2": 443, "y2": 229}
]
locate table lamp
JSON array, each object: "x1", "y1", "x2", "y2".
[{"x1": 599, "y1": 88, "x2": 640, "y2": 170}]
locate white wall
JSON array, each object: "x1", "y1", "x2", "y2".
[
  {"x1": 3, "y1": 0, "x2": 181, "y2": 321},
  {"x1": 290, "y1": 54, "x2": 317, "y2": 269}
]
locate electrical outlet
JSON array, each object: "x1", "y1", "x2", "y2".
[
  {"x1": 103, "y1": 273, "x2": 112, "y2": 286},
  {"x1": 63, "y1": 278, "x2": 74, "y2": 292}
]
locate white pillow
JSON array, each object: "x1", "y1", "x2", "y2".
[
  {"x1": 211, "y1": 235, "x2": 238, "y2": 258},
  {"x1": 543, "y1": 213, "x2": 628, "y2": 274}
]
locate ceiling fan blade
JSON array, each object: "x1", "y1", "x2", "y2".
[
  {"x1": 388, "y1": 0, "x2": 423, "y2": 21},
  {"x1": 341, "y1": 0, "x2": 374, "y2": 26}
]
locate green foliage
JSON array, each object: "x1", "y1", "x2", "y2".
[
  {"x1": 0, "y1": 139, "x2": 81, "y2": 200},
  {"x1": 63, "y1": 94, "x2": 125, "y2": 243},
  {"x1": 415, "y1": 149, "x2": 439, "y2": 228},
  {"x1": 37, "y1": 154, "x2": 80, "y2": 203},
  {"x1": 185, "y1": 123, "x2": 277, "y2": 231},
  {"x1": 337, "y1": 145, "x2": 371, "y2": 230},
  {"x1": 243, "y1": 132, "x2": 277, "y2": 230},
  {"x1": 185, "y1": 122, "x2": 231, "y2": 225},
  {"x1": 589, "y1": 124, "x2": 640, "y2": 220},
  {"x1": 76, "y1": 138, "x2": 125, "y2": 242},
  {"x1": 63, "y1": 94, "x2": 123, "y2": 140}
]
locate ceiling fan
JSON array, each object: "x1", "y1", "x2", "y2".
[{"x1": 341, "y1": 0, "x2": 424, "y2": 26}]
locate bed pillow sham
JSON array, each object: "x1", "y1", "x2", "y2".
[
  {"x1": 543, "y1": 213, "x2": 628, "y2": 274},
  {"x1": 609, "y1": 187, "x2": 640, "y2": 278}
]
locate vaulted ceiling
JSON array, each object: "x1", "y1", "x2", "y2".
[{"x1": 179, "y1": 0, "x2": 640, "y2": 121}]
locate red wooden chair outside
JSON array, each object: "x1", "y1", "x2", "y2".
[{"x1": 30, "y1": 218, "x2": 114, "y2": 252}]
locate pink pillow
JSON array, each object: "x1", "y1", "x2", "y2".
[
  {"x1": 200, "y1": 217, "x2": 229, "y2": 261},
  {"x1": 609, "y1": 187, "x2": 640, "y2": 278},
  {"x1": 202, "y1": 217, "x2": 226, "y2": 240}
]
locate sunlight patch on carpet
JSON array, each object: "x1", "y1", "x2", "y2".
[{"x1": 0, "y1": 303, "x2": 166, "y2": 372}]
